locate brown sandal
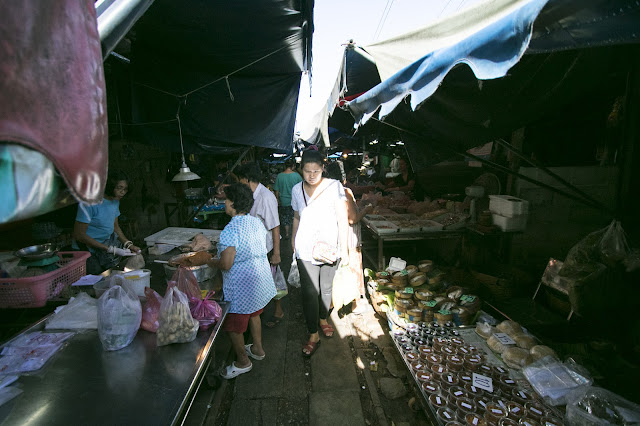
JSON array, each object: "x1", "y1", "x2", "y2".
[
  {"x1": 319, "y1": 323, "x2": 334, "y2": 338},
  {"x1": 302, "y1": 339, "x2": 321, "y2": 357}
]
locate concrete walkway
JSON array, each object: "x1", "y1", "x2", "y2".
[{"x1": 202, "y1": 239, "x2": 430, "y2": 426}]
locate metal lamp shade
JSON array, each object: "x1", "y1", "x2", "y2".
[{"x1": 172, "y1": 162, "x2": 201, "y2": 181}]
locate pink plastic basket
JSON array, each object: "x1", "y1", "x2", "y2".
[{"x1": 0, "y1": 251, "x2": 91, "y2": 308}]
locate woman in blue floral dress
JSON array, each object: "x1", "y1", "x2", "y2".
[{"x1": 208, "y1": 183, "x2": 276, "y2": 379}]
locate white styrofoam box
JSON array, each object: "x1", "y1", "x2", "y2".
[
  {"x1": 492, "y1": 213, "x2": 528, "y2": 232},
  {"x1": 489, "y1": 195, "x2": 529, "y2": 217},
  {"x1": 144, "y1": 227, "x2": 221, "y2": 246}
]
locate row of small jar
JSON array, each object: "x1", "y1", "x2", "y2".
[
  {"x1": 393, "y1": 330, "x2": 563, "y2": 425},
  {"x1": 411, "y1": 359, "x2": 563, "y2": 425}
]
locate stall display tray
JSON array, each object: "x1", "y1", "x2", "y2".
[
  {"x1": 415, "y1": 220, "x2": 445, "y2": 233},
  {"x1": 432, "y1": 213, "x2": 469, "y2": 230},
  {"x1": 391, "y1": 320, "x2": 565, "y2": 426},
  {"x1": 367, "y1": 221, "x2": 400, "y2": 234},
  {"x1": 144, "y1": 227, "x2": 221, "y2": 247},
  {"x1": 363, "y1": 214, "x2": 388, "y2": 222}
]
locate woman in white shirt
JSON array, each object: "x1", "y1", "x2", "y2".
[{"x1": 291, "y1": 150, "x2": 349, "y2": 357}]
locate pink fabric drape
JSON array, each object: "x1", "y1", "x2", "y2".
[{"x1": 0, "y1": 0, "x2": 108, "y2": 203}]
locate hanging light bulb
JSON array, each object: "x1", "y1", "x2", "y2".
[{"x1": 172, "y1": 110, "x2": 200, "y2": 182}]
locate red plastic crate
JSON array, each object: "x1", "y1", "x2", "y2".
[{"x1": 0, "y1": 251, "x2": 91, "y2": 308}]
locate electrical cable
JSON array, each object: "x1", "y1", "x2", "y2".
[
  {"x1": 373, "y1": 0, "x2": 394, "y2": 41},
  {"x1": 437, "y1": 0, "x2": 456, "y2": 19}
]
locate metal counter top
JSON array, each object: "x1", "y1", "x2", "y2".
[{"x1": 0, "y1": 302, "x2": 228, "y2": 426}]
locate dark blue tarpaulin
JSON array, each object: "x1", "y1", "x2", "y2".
[
  {"x1": 341, "y1": 0, "x2": 640, "y2": 167},
  {"x1": 129, "y1": 0, "x2": 314, "y2": 154}
]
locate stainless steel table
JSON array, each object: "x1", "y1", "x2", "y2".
[{"x1": 0, "y1": 302, "x2": 228, "y2": 426}]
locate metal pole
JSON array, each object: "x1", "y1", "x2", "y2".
[
  {"x1": 494, "y1": 138, "x2": 610, "y2": 213},
  {"x1": 371, "y1": 118, "x2": 614, "y2": 216}
]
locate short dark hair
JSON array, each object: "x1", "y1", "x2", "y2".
[
  {"x1": 284, "y1": 158, "x2": 296, "y2": 169},
  {"x1": 235, "y1": 162, "x2": 262, "y2": 183},
  {"x1": 224, "y1": 183, "x2": 254, "y2": 214},
  {"x1": 301, "y1": 149, "x2": 324, "y2": 167},
  {"x1": 105, "y1": 170, "x2": 129, "y2": 197},
  {"x1": 325, "y1": 162, "x2": 342, "y2": 181}
]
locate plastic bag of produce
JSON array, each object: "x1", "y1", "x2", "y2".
[
  {"x1": 272, "y1": 265, "x2": 288, "y2": 300},
  {"x1": 140, "y1": 287, "x2": 163, "y2": 332},
  {"x1": 170, "y1": 266, "x2": 202, "y2": 300},
  {"x1": 287, "y1": 254, "x2": 300, "y2": 288},
  {"x1": 157, "y1": 286, "x2": 199, "y2": 346},
  {"x1": 565, "y1": 386, "x2": 640, "y2": 425},
  {"x1": 189, "y1": 291, "x2": 221, "y2": 331},
  {"x1": 97, "y1": 282, "x2": 142, "y2": 351}
]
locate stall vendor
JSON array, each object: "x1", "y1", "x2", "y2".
[
  {"x1": 72, "y1": 170, "x2": 140, "y2": 274},
  {"x1": 378, "y1": 157, "x2": 416, "y2": 195}
]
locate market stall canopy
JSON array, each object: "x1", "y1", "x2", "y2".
[
  {"x1": 338, "y1": 0, "x2": 640, "y2": 167},
  {"x1": 128, "y1": 0, "x2": 314, "y2": 154},
  {"x1": 299, "y1": 43, "x2": 382, "y2": 147}
]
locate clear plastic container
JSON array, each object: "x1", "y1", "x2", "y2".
[
  {"x1": 416, "y1": 370, "x2": 433, "y2": 383},
  {"x1": 506, "y1": 402, "x2": 525, "y2": 419},
  {"x1": 449, "y1": 385, "x2": 469, "y2": 400},
  {"x1": 485, "y1": 404, "x2": 508, "y2": 425},
  {"x1": 437, "y1": 406, "x2": 457, "y2": 424},
  {"x1": 430, "y1": 393, "x2": 449, "y2": 409},
  {"x1": 440, "y1": 372, "x2": 459, "y2": 388},
  {"x1": 422, "y1": 380, "x2": 440, "y2": 395},
  {"x1": 455, "y1": 397, "x2": 477, "y2": 420}
]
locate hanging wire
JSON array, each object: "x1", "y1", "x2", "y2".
[
  {"x1": 373, "y1": 0, "x2": 395, "y2": 41},
  {"x1": 224, "y1": 76, "x2": 235, "y2": 102},
  {"x1": 181, "y1": 40, "x2": 298, "y2": 97},
  {"x1": 132, "y1": 36, "x2": 301, "y2": 100},
  {"x1": 438, "y1": 0, "x2": 456, "y2": 18},
  {"x1": 176, "y1": 100, "x2": 186, "y2": 162}
]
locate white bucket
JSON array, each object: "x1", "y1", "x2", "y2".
[{"x1": 122, "y1": 269, "x2": 151, "y2": 297}]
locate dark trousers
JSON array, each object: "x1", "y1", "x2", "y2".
[{"x1": 297, "y1": 259, "x2": 338, "y2": 334}]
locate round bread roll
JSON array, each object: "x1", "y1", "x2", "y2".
[
  {"x1": 405, "y1": 265, "x2": 418, "y2": 275},
  {"x1": 475, "y1": 322, "x2": 495, "y2": 339},
  {"x1": 414, "y1": 289, "x2": 434, "y2": 300},
  {"x1": 487, "y1": 334, "x2": 509, "y2": 354},
  {"x1": 512, "y1": 333, "x2": 537, "y2": 350},
  {"x1": 395, "y1": 289, "x2": 414, "y2": 299},
  {"x1": 376, "y1": 271, "x2": 391, "y2": 279},
  {"x1": 418, "y1": 260, "x2": 433, "y2": 272},
  {"x1": 409, "y1": 272, "x2": 427, "y2": 286},
  {"x1": 530, "y1": 345, "x2": 558, "y2": 361},
  {"x1": 434, "y1": 298, "x2": 456, "y2": 309},
  {"x1": 502, "y1": 347, "x2": 533, "y2": 369},
  {"x1": 439, "y1": 301, "x2": 457, "y2": 311},
  {"x1": 446, "y1": 286, "x2": 464, "y2": 301},
  {"x1": 496, "y1": 320, "x2": 522, "y2": 336}
]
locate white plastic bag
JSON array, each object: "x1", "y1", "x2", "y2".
[
  {"x1": 332, "y1": 265, "x2": 360, "y2": 309},
  {"x1": 272, "y1": 265, "x2": 288, "y2": 300},
  {"x1": 46, "y1": 292, "x2": 98, "y2": 330},
  {"x1": 565, "y1": 386, "x2": 640, "y2": 425},
  {"x1": 97, "y1": 283, "x2": 142, "y2": 351},
  {"x1": 287, "y1": 254, "x2": 300, "y2": 288}
]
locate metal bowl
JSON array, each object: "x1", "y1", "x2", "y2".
[
  {"x1": 163, "y1": 252, "x2": 215, "y2": 283},
  {"x1": 14, "y1": 243, "x2": 57, "y2": 260}
]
